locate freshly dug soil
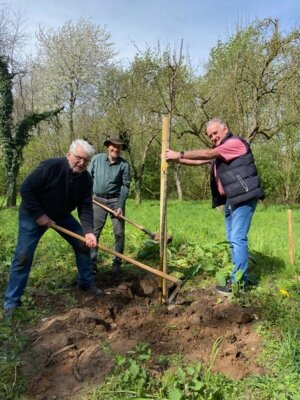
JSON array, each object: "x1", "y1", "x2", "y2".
[{"x1": 21, "y1": 269, "x2": 263, "y2": 399}]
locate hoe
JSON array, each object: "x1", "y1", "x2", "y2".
[
  {"x1": 93, "y1": 199, "x2": 173, "y2": 243},
  {"x1": 52, "y1": 223, "x2": 182, "y2": 304}
]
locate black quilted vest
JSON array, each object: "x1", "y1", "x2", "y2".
[{"x1": 210, "y1": 132, "x2": 264, "y2": 208}]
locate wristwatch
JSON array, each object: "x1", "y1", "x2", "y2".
[{"x1": 180, "y1": 151, "x2": 185, "y2": 159}]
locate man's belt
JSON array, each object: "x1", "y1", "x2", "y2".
[{"x1": 96, "y1": 194, "x2": 119, "y2": 199}]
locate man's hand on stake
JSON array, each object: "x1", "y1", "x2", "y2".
[{"x1": 165, "y1": 149, "x2": 180, "y2": 162}]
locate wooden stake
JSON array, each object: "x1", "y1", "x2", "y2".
[
  {"x1": 288, "y1": 209, "x2": 295, "y2": 265},
  {"x1": 160, "y1": 114, "x2": 171, "y2": 303}
]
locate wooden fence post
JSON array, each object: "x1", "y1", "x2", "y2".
[{"x1": 288, "y1": 209, "x2": 295, "y2": 265}]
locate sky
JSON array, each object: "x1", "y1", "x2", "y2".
[{"x1": 5, "y1": 0, "x2": 300, "y2": 70}]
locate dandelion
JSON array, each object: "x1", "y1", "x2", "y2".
[{"x1": 279, "y1": 288, "x2": 290, "y2": 298}]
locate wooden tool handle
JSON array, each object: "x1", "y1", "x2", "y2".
[
  {"x1": 93, "y1": 199, "x2": 143, "y2": 229},
  {"x1": 51, "y1": 223, "x2": 181, "y2": 285},
  {"x1": 93, "y1": 199, "x2": 155, "y2": 238}
]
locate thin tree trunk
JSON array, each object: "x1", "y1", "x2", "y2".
[
  {"x1": 127, "y1": 133, "x2": 157, "y2": 205},
  {"x1": 134, "y1": 179, "x2": 141, "y2": 205},
  {"x1": 173, "y1": 164, "x2": 182, "y2": 200},
  {"x1": 69, "y1": 92, "x2": 75, "y2": 141},
  {"x1": 6, "y1": 171, "x2": 17, "y2": 207}
]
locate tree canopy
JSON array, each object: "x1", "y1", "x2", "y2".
[{"x1": 0, "y1": 8, "x2": 300, "y2": 205}]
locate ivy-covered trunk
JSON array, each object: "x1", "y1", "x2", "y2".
[
  {"x1": 6, "y1": 168, "x2": 18, "y2": 207},
  {"x1": 4, "y1": 144, "x2": 22, "y2": 207},
  {"x1": 0, "y1": 56, "x2": 63, "y2": 208},
  {"x1": 0, "y1": 57, "x2": 14, "y2": 206}
]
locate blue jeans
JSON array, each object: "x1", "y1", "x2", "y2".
[
  {"x1": 4, "y1": 206, "x2": 94, "y2": 309},
  {"x1": 91, "y1": 197, "x2": 125, "y2": 268},
  {"x1": 225, "y1": 199, "x2": 257, "y2": 283}
]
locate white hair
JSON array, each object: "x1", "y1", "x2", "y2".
[
  {"x1": 206, "y1": 118, "x2": 228, "y2": 130},
  {"x1": 69, "y1": 139, "x2": 95, "y2": 158}
]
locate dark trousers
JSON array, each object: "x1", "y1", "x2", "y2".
[
  {"x1": 4, "y1": 206, "x2": 93, "y2": 309},
  {"x1": 91, "y1": 197, "x2": 125, "y2": 268}
]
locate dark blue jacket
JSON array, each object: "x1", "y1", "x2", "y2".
[
  {"x1": 20, "y1": 157, "x2": 94, "y2": 233},
  {"x1": 210, "y1": 132, "x2": 264, "y2": 208}
]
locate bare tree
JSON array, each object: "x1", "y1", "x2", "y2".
[{"x1": 0, "y1": 5, "x2": 28, "y2": 71}]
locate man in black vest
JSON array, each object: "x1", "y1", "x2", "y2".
[{"x1": 165, "y1": 118, "x2": 264, "y2": 295}]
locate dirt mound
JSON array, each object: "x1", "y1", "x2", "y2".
[{"x1": 22, "y1": 272, "x2": 263, "y2": 399}]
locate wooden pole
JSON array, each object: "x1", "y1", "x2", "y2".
[
  {"x1": 288, "y1": 209, "x2": 295, "y2": 265},
  {"x1": 160, "y1": 114, "x2": 171, "y2": 303},
  {"x1": 51, "y1": 223, "x2": 181, "y2": 285}
]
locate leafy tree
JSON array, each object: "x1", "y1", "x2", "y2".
[
  {"x1": 164, "y1": 18, "x2": 300, "y2": 203},
  {"x1": 96, "y1": 53, "x2": 163, "y2": 204},
  {"x1": 0, "y1": 6, "x2": 63, "y2": 207},
  {"x1": 95, "y1": 45, "x2": 195, "y2": 203},
  {"x1": 0, "y1": 56, "x2": 63, "y2": 207},
  {"x1": 203, "y1": 18, "x2": 300, "y2": 141},
  {"x1": 35, "y1": 18, "x2": 115, "y2": 141}
]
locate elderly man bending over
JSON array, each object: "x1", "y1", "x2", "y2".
[{"x1": 3, "y1": 139, "x2": 102, "y2": 318}]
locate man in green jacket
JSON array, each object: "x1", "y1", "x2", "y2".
[{"x1": 88, "y1": 137, "x2": 130, "y2": 275}]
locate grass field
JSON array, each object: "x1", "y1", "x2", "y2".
[{"x1": 0, "y1": 199, "x2": 299, "y2": 399}]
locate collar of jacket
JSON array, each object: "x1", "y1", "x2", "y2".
[
  {"x1": 106, "y1": 155, "x2": 121, "y2": 164},
  {"x1": 219, "y1": 131, "x2": 233, "y2": 146}
]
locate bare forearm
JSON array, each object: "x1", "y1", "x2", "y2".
[
  {"x1": 165, "y1": 148, "x2": 219, "y2": 162},
  {"x1": 178, "y1": 158, "x2": 210, "y2": 166},
  {"x1": 182, "y1": 149, "x2": 218, "y2": 160}
]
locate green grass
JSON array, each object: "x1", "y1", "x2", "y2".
[{"x1": 0, "y1": 199, "x2": 300, "y2": 399}]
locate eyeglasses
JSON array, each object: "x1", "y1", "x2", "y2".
[{"x1": 71, "y1": 152, "x2": 90, "y2": 163}]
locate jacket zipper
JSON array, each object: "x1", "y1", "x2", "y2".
[{"x1": 236, "y1": 175, "x2": 249, "y2": 192}]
